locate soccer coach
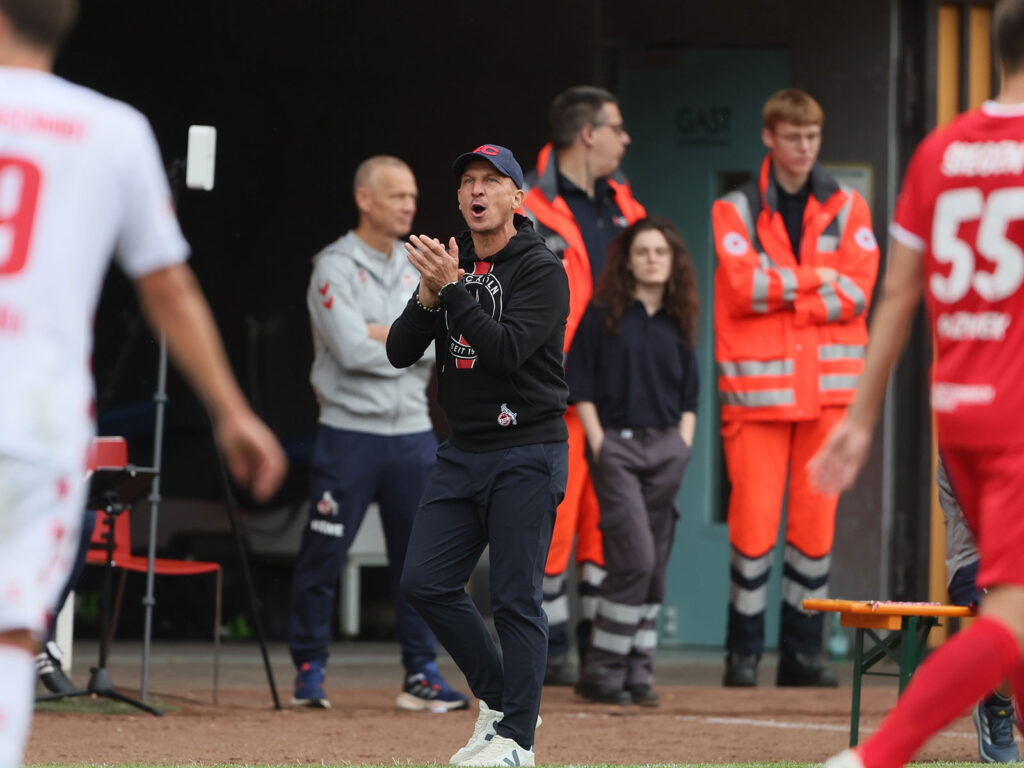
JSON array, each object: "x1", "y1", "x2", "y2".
[{"x1": 388, "y1": 144, "x2": 569, "y2": 768}]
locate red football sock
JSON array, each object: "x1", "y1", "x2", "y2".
[
  {"x1": 858, "y1": 615, "x2": 1020, "y2": 768},
  {"x1": 1012, "y1": 658, "x2": 1024, "y2": 707}
]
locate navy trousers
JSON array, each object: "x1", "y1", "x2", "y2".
[
  {"x1": 401, "y1": 440, "x2": 567, "y2": 749},
  {"x1": 288, "y1": 425, "x2": 438, "y2": 673}
]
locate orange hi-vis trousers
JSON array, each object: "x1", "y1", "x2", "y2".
[
  {"x1": 722, "y1": 406, "x2": 844, "y2": 656},
  {"x1": 542, "y1": 406, "x2": 604, "y2": 660},
  {"x1": 546, "y1": 406, "x2": 603, "y2": 573}
]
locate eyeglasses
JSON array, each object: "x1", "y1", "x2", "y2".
[{"x1": 593, "y1": 121, "x2": 627, "y2": 136}]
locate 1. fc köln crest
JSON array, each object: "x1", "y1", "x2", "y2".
[{"x1": 448, "y1": 261, "x2": 503, "y2": 369}]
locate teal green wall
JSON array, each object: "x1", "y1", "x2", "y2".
[{"x1": 618, "y1": 48, "x2": 790, "y2": 647}]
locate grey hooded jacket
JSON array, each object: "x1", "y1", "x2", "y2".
[{"x1": 308, "y1": 231, "x2": 434, "y2": 435}]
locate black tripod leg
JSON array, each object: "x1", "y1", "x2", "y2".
[
  {"x1": 36, "y1": 688, "x2": 90, "y2": 703},
  {"x1": 103, "y1": 689, "x2": 163, "y2": 716},
  {"x1": 214, "y1": 448, "x2": 281, "y2": 710}
]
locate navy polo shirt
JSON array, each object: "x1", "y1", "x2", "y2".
[
  {"x1": 776, "y1": 179, "x2": 810, "y2": 261},
  {"x1": 557, "y1": 172, "x2": 628, "y2": 287},
  {"x1": 566, "y1": 302, "x2": 699, "y2": 428}
]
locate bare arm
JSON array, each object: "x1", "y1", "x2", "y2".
[
  {"x1": 575, "y1": 401, "x2": 605, "y2": 457},
  {"x1": 133, "y1": 263, "x2": 287, "y2": 501},
  {"x1": 809, "y1": 239, "x2": 925, "y2": 494},
  {"x1": 366, "y1": 324, "x2": 389, "y2": 345},
  {"x1": 679, "y1": 411, "x2": 696, "y2": 447}
]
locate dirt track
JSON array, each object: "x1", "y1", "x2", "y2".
[{"x1": 27, "y1": 677, "x2": 988, "y2": 765}]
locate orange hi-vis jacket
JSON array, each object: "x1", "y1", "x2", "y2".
[
  {"x1": 712, "y1": 155, "x2": 880, "y2": 422},
  {"x1": 520, "y1": 143, "x2": 647, "y2": 353}
]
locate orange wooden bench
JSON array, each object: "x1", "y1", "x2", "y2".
[{"x1": 803, "y1": 598, "x2": 973, "y2": 746}]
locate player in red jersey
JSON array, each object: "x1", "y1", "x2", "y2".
[{"x1": 811, "y1": 2, "x2": 1024, "y2": 766}]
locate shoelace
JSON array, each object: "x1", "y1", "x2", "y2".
[{"x1": 986, "y1": 703, "x2": 1017, "y2": 745}]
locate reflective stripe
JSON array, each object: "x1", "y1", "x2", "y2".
[
  {"x1": 592, "y1": 628, "x2": 633, "y2": 655},
  {"x1": 730, "y1": 583, "x2": 768, "y2": 616},
  {"x1": 598, "y1": 599, "x2": 644, "y2": 625},
  {"x1": 836, "y1": 185, "x2": 855, "y2": 236},
  {"x1": 581, "y1": 595, "x2": 599, "y2": 621},
  {"x1": 778, "y1": 267, "x2": 797, "y2": 303},
  {"x1": 719, "y1": 359, "x2": 794, "y2": 378},
  {"x1": 836, "y1": 275, "x2": 866, "y2": 315},
  {"x1": 820, "y1": 374, "x2": 859, "y2": 391},
  {"x1": 581, "y1": 562, "x2": 607, "y2": 587},
  {"x1": 818, "y1": 344, "x2": 865, "y2": 361},
  {"x1": 816, "y1": 234, "x2": 839, "y2": 252},
  {"x1": 720, "y1": 389, "x2": 795, "y2": 407},
  {"x1": 752, "y1": 269, "x2": 770, "y2": 314},
  {"x1": 818, "y1": 283, "x2": 841, "y2": 322},
  {"x1": 542, "y1": 573, "x2": 566, "y2": 594},
  {"x1": 782, "y1": 577, "x2": 828, "y2": 611},
  {"x1": 542, "y1": 594, "x2": 569, "y2": 624},
  {"x1": 723, "y1": 190, "x2": 757, "y2": 242},
  {"x1": 633, "y1": 629, "x2": 658, "y2": 650},
  {"x1": 642, "y1": 604, "x2": 661, "y2": 621},
  {"x1": 784, "y1": 547, "x2": 832, "y2": 580},
  {"x1": 731, "y1": 548, "x2": 774, "y2": 579}
]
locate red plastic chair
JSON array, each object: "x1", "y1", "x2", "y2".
[{"x1": 84, "y1": 437, "x2": 222, "y2": 702}]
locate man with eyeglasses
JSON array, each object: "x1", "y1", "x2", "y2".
[
  {"x1": 712, "y1": 88, "x2": 879, "y2": 689},
  {"x1": 520, "y1": 85, "x2": 646, "y2": 697}
]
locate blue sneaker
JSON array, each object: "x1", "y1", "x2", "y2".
[
  {"x1": 974, "y1": 694, "x2": 1020, "y2": 763},
  {"x1": 396, "y1": 660, "x2": 470, "y2": 712},
  {"x1": 291, "y1": 661, "x2": 330, "y2": 708}
]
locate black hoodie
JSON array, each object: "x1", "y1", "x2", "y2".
[{"x1": 387, "y1": 215, "x2": 570, "y2": 452}]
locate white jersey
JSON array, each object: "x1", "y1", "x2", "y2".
[{"x1": 0, "y1": 67, "x2": 188, "y2": 468}]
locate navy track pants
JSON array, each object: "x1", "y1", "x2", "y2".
[
  {"x1": 401, "y1": 440, "x2": 567, "y2": 749},
  {"x1": 288, "y1": 425, "x2": 438, "y2": 673}
]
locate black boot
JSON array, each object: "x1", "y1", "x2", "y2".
[
  {"x1": 626, "y1": 683, "x2": 660, "y2": 707},
  {"x1": 543, "y1": 653, "x2": 578, "y2": 686},
  {"x1": 723, "y1": 652, "x2": 759, "y2": 687},
  {"x1": 776, "y1": 650, "x2": 839, "y2": 687},
  {"x1": 575, "y1": 679, "x2": 632, "y2": 704}
]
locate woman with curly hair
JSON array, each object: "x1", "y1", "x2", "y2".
[{"x1": 567, "y1": 216, "x2": 700, "y2": 706}]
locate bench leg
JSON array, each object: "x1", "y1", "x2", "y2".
[
  {"x1": 851, "y1": 628, "x2": 865, "y2": 747},
  {"x1": 899, "y1": 616, "x2": 919, "y2": 694}
]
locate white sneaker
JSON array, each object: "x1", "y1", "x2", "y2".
[
  {"x1": 450, "y1": 700, "x2": 502, "y2": 765},
  {"x1": 459, "y1": 734, "x2": 534, "y2": 767},
  {"x1": 824, "y1": 749, "x2": 866, "y2": 768}
]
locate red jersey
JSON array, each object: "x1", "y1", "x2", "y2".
[{"x1": 892, "y1": 101, "x2": 1024, "y2": 446}]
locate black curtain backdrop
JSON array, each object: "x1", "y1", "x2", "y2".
[{"x1": 59, "y1": 0, "x2": 599, "y2": 503}]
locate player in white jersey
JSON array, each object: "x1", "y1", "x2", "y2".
[{"x1": 0, "y1": 1, "x2": 287, "y2": 765}]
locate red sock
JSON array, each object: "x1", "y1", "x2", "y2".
[
  {"x1": 1012, "y1": 658, "x2": 1024, "y2": 707},
  {"x1": 859, "y1": 615, "x2": 1020, "y2": 768}
]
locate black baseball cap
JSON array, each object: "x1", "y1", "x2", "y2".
[{"x1": 451, "y1": 144, "x2": 524, "y2": 189}]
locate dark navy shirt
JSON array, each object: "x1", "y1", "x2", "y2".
[
  {"x1": 566, "y1": 302, "x2": 699, "y2": 428},
  {"x1": 557, "y1": 172, "x2": 628, "y2": 287},
  {"x1": 776, "y1": 179, "x2": 810, "y2": 261}
]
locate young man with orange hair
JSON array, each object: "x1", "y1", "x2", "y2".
[{"x1": 712, "y1": 89, "x2": 879, "y2": 687}]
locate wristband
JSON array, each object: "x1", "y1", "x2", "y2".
[
  {"x1": 438, "y1": 281, "x2": 460, "y2": 304},
  {"x1": 414, "y1": 294, "x2": 441, "y2": 313}
]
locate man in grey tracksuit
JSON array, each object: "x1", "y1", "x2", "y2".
[{"x1": 288, "y1": 156, "x2": 468, "y2": 712}]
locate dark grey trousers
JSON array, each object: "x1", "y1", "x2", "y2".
[{"x1": 580, "y1": 426, "x2": 690, "y2": 688}]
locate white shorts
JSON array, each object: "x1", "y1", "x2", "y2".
[{"x1": 0, "y1": 455, "x2": 87, "y2": 637}]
